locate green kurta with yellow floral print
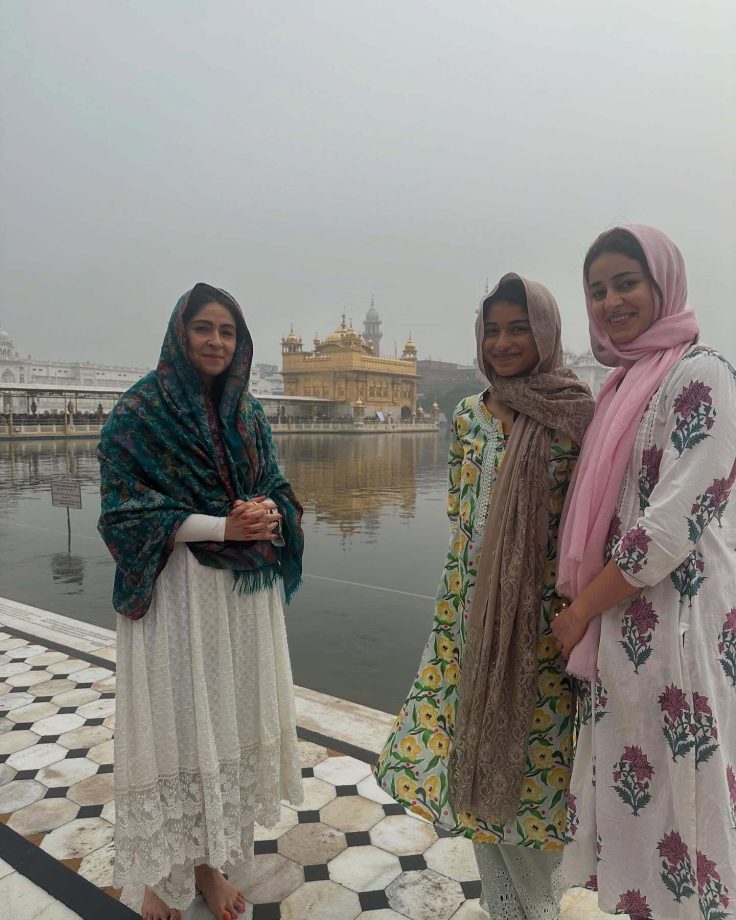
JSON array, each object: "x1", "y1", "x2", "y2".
[{"x1": 374, "y1": 393, "x2": 579, "y2": 851}]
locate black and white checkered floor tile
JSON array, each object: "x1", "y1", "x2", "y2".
[{"x1": 0, "y1": 631, "x2": 487, "y2": 920}]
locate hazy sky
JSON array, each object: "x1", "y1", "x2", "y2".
[{"x1": 2, "y1": 0, "x2": 734, "y2": 370}]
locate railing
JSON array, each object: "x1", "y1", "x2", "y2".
[
  {"x1": 0, "y1": 421, "x2": 104, "y2": 437},
  {"x1": 1, "y1": 418, "x2": 439, "y2": 439}
]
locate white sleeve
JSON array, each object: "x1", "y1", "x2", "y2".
[{"x1": 175, "y1": 513, "x2": 227, "y2": 543}]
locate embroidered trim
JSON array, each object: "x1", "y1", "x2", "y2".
[{"x1": 474, "y1": 393, "x2": 503, "y2": 537}]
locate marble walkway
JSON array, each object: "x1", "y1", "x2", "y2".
[{"x1": 0, "y1": 597, "x2": 608, "y2": 920}]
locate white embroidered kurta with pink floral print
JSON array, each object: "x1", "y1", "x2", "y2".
[{"x1": 562, "y1": 345, "x2": 736, "y2": 920}]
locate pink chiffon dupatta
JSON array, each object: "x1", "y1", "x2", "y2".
[{"x1": 557, "y1": 225, "x2": 700, "y2": 680}]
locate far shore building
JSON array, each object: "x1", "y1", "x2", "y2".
[{"x1": 281, "y1": 315, "x2": 419, "y2": 419}]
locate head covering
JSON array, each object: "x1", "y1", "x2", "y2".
[
  {"x1": 449, "y1": 273, "x2": 594, "y2": 822},
  {"x1": 558, "y1": 225, "x2": 700, "y2": 679},
  {"x1": 97, "y1": 283, "x2": 303, "y2": 619}
]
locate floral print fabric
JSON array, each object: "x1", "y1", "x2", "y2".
[
  {"x1": 374, "y1": 393, "x2": 578, "y2": 850},
  {"x1": 563, "y1": 347, "x2": 736, "y2": 919}
]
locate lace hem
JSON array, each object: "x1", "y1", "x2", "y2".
[{"x1": 114, "y1": 738, "x2": 302, "y2": 910}]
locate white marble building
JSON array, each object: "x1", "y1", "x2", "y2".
[{"x1": 0, "y1": 322, "x2": 149, "y2": 414}]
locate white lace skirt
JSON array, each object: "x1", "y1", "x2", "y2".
[{"x1": 113, "y1": 545, "x2": 303, "y2": 911}]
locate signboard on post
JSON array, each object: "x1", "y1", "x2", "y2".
[{"x1": 51, "y1": 479, "x2": 83, "y2": 510}]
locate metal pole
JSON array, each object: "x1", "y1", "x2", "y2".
[{"x1": 67, "y1": 507, "x2": 71, "y2": 555}]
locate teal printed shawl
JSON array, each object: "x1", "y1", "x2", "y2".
[{"x1": 97, "y1": 284, "x2": 303, "y2": 619}]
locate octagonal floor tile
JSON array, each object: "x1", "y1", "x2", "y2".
[
  {"x1": 7, "y1": 796, "x2": 79, "y2": 835},
  {"x1": 52, "y1": 688, "x2": 100, "y2": 708},
  {"x1": 280, "y1": 879, "x2": 361, "y2": 920},
  {"x1": 285, "y1": 777, "x2": 336, "y2": 812},
  {"x1": 58, "y1": 724, "x2": 112, "y2": 750},
  {"x1": 1, "y1": 692, "x2": 34, "y2": 711},
  {"x1": 7, "y1": 742, "x2": 66, "y2": 771},
  {"x1": 103, "y1": 715, "x2": 116, "y2": 730},
  {"x1": 0, "y1": 779, "x2": 46, "y2": 812},
  {"x1": 279, "y1": 823, "x2": 347, "y2": 865},
  {"x1": 0, "y1": 729, "x2": 40, "y2": 756},
  {"x1": 355, "y1": 776, "x2": 397, "y2": 806},
  {"x1": 314, "y1": 756, "x2": 372, "y2": 787},
  {"x1": 0, "y1": 683, "x2": 11, "y2": 695},
  {"x1": 26, "y1": 651, "x2": 67, "y2": 667},
  {"x1": 6, "y1": 644, "x2": 46, "y2": 658},
  {"x1": 329, "y1": 845, "x2": 402, "y2": 892},
  {"x1": 68, "y1": 772, "x2": 114, "y2": 806},
  {"x1": 33, "y1": 713, "x2": 85, "y2": 736},
  {"x1": 0, "y1": 763, "x2": 16, "y2": 786},
  {"x1": 47, "y1": 658, "x2": 90, "y2": 676},
  {"x1": 0, "y1": 637, "x2": 28, "y2": 652},
  {"x1": 247, "y1": 852, "x2": 304, "y2": 903},
  {"x1": 74, "y1": 667, "x2": 113, "y2": 684},
  {"x1": 6, "y1": 670, "x2": 53, "y2": 689},
  {"x1": 88, "y1": 739, "x2": 114, "y2": 765},
  {"x1": 321, "y1": 795, "x2": 385, "y2": 833},
  {"x1": 370, "y1": 815, "x2": 438, "y2": 857},
  {"x1": 424, "y1": 837, "x2": 480, "y2": 882},
  {"x1": 31, "y1": 678, "x2": 76, "y2": 696},
  {"x1": 36, "y1": 756, "x2": 98, "y2": 788},
  {"x1": 254, "y1": 804, "x2": 299, "y2": 841},
  {"x1": 297, "y1": 740, "x2": 331, "y2": 768},
  {"x1": 386, "y1": 869, "x2": 465, "y2": 920},
  {"x1": 452, "y1": 900, "x2": 489, "y2": 919},
  {"x1": 92, "y1": 676, "x2": 116, "y2": 693},
  {"x1": 77, "y1": 698, "x2": 116, "y2": 720},
  {"x1": 8, "y1": 701, "x2": 58, "y2": 723},
  {"x1": 101, "y1": 800, "x2": 115, "y2": 824},
  {"x1": 0, "y1": 662, "x2": 31, "y2": 679},
  {"x1": 41, "y1": 817, "x2": 114, "y2": 860},
  {"x1": 78, "y1": 841, "x2": 115, "y2": 888}
]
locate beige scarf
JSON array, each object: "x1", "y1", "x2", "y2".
[{"x1": 448, "y1": 273, "x2": 594, "y2": 823}]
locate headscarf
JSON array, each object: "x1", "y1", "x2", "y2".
[
  {"x1": 448, "y1": 273, "x2": 594, "y2": 822},
  {"x1": 97, "y1": 282, "x2": 304, "y2": 619},
  {"x1": 557, "y1": 225, "x2": 700, "y2": 680}
]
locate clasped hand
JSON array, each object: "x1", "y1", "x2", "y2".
[
  {"x1": 550, "y1": 599, "x2": 588, "y2": 659},
  {"x1": 224, "y1": 495, "x2": 282, "y2": 542}
]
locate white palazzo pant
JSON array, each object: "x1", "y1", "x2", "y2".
[
  {"x1": 474, "y1": 842, "x2": 564, "y2": 920},
  {"x1": 113, "y1": 546, "x2": 303, "y2": 912}
]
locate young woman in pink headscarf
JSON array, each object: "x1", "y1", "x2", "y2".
[{"x1": 552, "y1": 226, "x2": 736, "y2": 919}]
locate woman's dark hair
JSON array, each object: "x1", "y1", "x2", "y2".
[
  {"x1": 583, "y1": 228, "x2": 662, "y2": 302},
  {"x1": 483, "y1": 277, "x2": 527, "y2": 318},
  {"x1": 183, "y1": 282, "x2": 243, "y2": 334},
  {"x1": 183, "y1": 282, "x2": 245, "y2": 404}
]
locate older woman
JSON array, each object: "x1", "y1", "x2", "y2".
[
  {"x1": 98, "y1": 283, "x2": 304, "y2": 920},
  {"x1": 554, "y1": 226, "x2": 736, "y2": 919}
]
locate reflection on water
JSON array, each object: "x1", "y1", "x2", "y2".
[
  {"x1": 0, "y1": 434, "x2": 452, "y2": 711},
  {"x1": 277, "y1": 434, "x2": 446, "y2": 541},
  {"x1": 49, "y1": 552, "x2": 86, "y2": 590}
]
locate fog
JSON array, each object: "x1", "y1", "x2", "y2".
[{"x1": 2, "y1": 0, "x2": 734, "y2": 369}]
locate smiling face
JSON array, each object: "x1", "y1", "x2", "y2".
[
  {"x1": 587, "y1": 252, "x2": 657, "y2": 345},
  {"x1": 482, "y1": 299, "x2": 540, "y2": 377},
  {"x1": 185, "y1": 301, "x2": 238, "y2": 387}
]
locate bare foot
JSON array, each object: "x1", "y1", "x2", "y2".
[
  {"x1": 141, "y1": 887, "x2": 182, "y2": 920},
  {"x1": 194, "y1": 864, "x2": 248, "y2": 920}
]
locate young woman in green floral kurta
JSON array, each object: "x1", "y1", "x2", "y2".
[{"x1": 374, "y1": 274, "x2": 594, "y2": 920}]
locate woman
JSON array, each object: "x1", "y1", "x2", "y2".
[
  {"x1": 553, "y1": 226, "x2": 736, "y2": 919},
  {"x1": 374, "y1": 274, "x2": 594, "y2": 918},
  {"x1": 98, "y1": 283, "x2": 304, "y2": 920}
]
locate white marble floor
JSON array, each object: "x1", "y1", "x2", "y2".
[{"x1": 0, "y1": 598, "x2": 611, "y2": 920}]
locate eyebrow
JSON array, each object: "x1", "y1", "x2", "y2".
[
  {"x1": 190, "y1": 319, "x2": 237, "y2": 329},
  {"x1": 484, "y1": 319, "x2": 531, "y2": 326},
  {"x1": 589, "y1": 271, "x2": 641, "y2": 287}
]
